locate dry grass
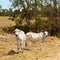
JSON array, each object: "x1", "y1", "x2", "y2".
[
  {"x1": 0, "y1": 16, "x2": 60, "y2": 60},
  {"x1": 0, "y1": 34, "x2": 60, "y2": 60},
  {"x1": 0, "y1": 16, "x2": 15, "y2": 28}
]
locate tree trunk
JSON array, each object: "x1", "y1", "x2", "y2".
[
  {"x1": 35, "y1": 0, "x2": 38, "y2": 32},
  {"x1": 26, "y1": 10, "x2": 30, "y2": 32}
]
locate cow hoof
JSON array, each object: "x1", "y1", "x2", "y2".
[{"x1": 17, "y1": 51, "x2": 23, "y2": 54}]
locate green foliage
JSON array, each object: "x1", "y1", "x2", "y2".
[
  {"x1": 9, "y1": 0, "x2": 60, "y2": 36},
  {"x1": 56, "y1": 33, "x2": 60, "y2": 39},
  {"x1": 38, "y1": 18, "x2": 48, "y2": 31},
  {"x1": 0, "y1": 29, "x2": 5, "y2": 35},
  {"x1": 4, "y1": 24, "x2": 28, "y2": 33},
  {"x1": 0, "y1": 5, "x2": 2, "y2": 12}
]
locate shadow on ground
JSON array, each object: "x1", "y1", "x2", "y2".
[
  {"x1": 7, "y1": 48, "x2": 30, "y2": 55},
  {"x1": 7, "y1": 50, "x2": 17, "y2": 55}
]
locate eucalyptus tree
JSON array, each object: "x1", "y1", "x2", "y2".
[
  {"x1": 0, "y1": 5, "x2": 2, "y2": 16},
  {"x1": 10, "y1": 0, "x2": 60, "y2": 34},
  {"x1": 0, "y1": 5, "x2": 2, "y2": 11},
  {"x1": 10, "y1": 0, "x2": 38, "y2": 31},
  {"x1": 41, "y1": 0, "x2": 60, "y2": 35},
  {"x1": 10, "y1": 0, "x2": 33, "y2": 31}
]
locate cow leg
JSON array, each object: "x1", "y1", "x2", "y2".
[
  {"x1": 21, "y1": 40, "x2": 25, "y2": 53},
  {"x1": 17, "y1": 40, "x2": 23, "y2": 53},
  {"x1": 38, "y1": 40, "x2": 43, "y2": 50},
  {"x1": 25, "y1": 39, "x2": 28, "y2": 47}
]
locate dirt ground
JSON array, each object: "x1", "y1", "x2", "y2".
[{"x1": 0, "y1": 16, "x2": 60, "y2": 60}]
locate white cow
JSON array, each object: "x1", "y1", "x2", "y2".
[
  {"x1": 26, "y1": 31, "x2": 48, "y2": 49},
  {"x1": 14, "y1": 29, "x2": 26, "y2": 53},
  {"x1": 26, "y1": 31, "x2": 46, "y2": 49},
  {"x1": 26, "y1": 32, "x2": 45, "y2": 41},
  {"x1": 44, "y1": 31, "x2": 48, "y2": 37}
]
